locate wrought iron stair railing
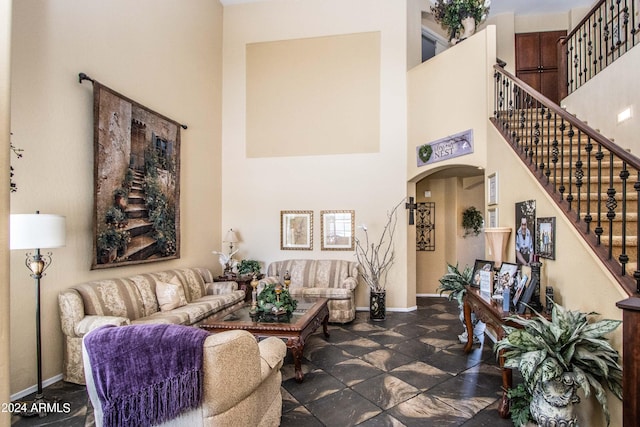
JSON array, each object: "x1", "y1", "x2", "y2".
[
  {"x1": 492, "y1": 64, "x2": 640, "y2": 297},
  {"x1": 559, "y1": 0, "x2": 640, "y2": 97}
]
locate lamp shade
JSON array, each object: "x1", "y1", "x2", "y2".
[
  {"x1": 224, "y1": 229, "x2": 239, "y2": 243},
  {"x1": 10, "y1": 213, "x2": 66, "y2": 250}
]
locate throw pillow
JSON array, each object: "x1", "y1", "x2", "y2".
[{"x1": 156, "y1": 280, "x2": 188, "y2": 312}]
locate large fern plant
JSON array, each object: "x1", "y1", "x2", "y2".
[
  {"x1": 436, "y1": 263, "x2": 472, "y2": 306},
  {"x1": 495, "y1": 301, "x2": 623, "y2": 426}
]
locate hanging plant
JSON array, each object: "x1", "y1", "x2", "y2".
[
  {"x1": 431, "y1": 0, "x2": 491, "y2": 41},
  {"x1": 462, "y1": 206, "x2": 483, "y2": 237}
]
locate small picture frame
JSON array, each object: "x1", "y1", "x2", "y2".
[
  {"x1": 495, "y1": 262, "x2": 518, "y2": 295},
  {"x1": 471, "y1": 259, "x2": 495, "y2": 288},
  {"x1": 536, "y1": 217, "x2": 556, "y2": 260},
  {"x1": 280, "y1": 210, "x2": 313, "y2": 250},
  {"x1": 513, "y1": 274, "x2": 528, "y2": 307},
  {"x1": 320, "y1": 210, "x2": 355, "y2": 250},
  {"x1": 487, "y1": 172, "x2": 498, "y2": 205},
  {"x1": 487, "y1": 207, "x2": 498, "y2": 228},
  {"x1": 517, "y1": 276, "x2": 538, "y2": 314}
]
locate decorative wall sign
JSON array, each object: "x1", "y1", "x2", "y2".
[
  {"x1": 89, "y1": 78, "x2": 183, "y2": 269},
  {"x1": 416, "y1": 202, "x2": 435, "y2": 251},
  {"x1": 281, "y1": 210, "x2": 313, "y2": 250},
  {"x1": 416, "y1": 129, "x2": 474, "y2": 167}
]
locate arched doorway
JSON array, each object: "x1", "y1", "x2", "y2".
[{"x1": 412, "y1": 165, "x2": 486, "y2": 296}]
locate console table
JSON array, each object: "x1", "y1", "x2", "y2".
[{"x1": 462, "y1": 287, "x2": 514, "y2": 418}]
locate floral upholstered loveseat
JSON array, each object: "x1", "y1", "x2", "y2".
[
  {"x1": 259, "y1": 259, "x2": 358, "y2": 323},
  {"x1": 59, "y1": 267, "x2": 245, "y2": 384}
]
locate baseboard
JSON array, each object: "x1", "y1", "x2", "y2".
[
  {"x1": 10, "y1": 373, "x2": 64, "y2": 401},
  {"x1": 417, "y1": 293, "x2": 445, "y2": 298},
  {"x1": 356, "y1": 306, "x2": 418, "y2": 313}
]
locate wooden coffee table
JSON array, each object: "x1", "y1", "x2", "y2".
[{"x1": 197, "y1": 297, "x2": 329, "y2": 382}]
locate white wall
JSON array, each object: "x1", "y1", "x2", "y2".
[
  {"x1": 221, "y1": 0, "x2": 410, "y2": 310},
  {"x1": 9, "y1": 0, "x2": 223, "y2": 395},
  {"x1": 563, "y1": 45, "x2": 640, "y2": 154}
]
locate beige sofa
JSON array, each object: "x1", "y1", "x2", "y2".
[
  {"x1": 83, "y1": 329, "x2": 286, "y2": 427},
  {"x1": 260, "y1": 259, "x2": 358, "y2": 323},
  {"x1": 59, "y1": 267, "x2": 245, "y2": 384}
]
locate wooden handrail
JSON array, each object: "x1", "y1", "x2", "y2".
[{"x1": 494, "y1": 65, "x2": 640, "y2": 171}]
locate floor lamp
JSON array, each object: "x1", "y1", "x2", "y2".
[{"x1": 10, "y1": 211, "x2": 66, "y2": 417}]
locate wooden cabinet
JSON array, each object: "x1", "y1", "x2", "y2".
[{"x1": 515, "y1": 30, "x2": 566, "y2": 104}]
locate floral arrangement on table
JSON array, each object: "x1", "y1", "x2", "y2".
[
  {"x1": 256, "y1": 283, "x2": 297, "y2": 319},
  {"x1": 431, "y1": 0, "x2": 491, "y2": 41}
]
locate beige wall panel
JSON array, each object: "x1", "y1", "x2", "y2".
[
  {"x1": 9, "y1": 0, "x2": 223, "y2": 395},
  {"x1": 246, "y1": 32, "x2": 380, "y2": 158}
]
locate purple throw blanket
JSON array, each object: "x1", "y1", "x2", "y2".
[{"x1": 84, "y1": 324, "x2": 209, "y2": 427}]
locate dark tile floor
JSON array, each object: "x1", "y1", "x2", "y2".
[{"x1": 11, "y1": 298, "x2": 515, "y2": 426}]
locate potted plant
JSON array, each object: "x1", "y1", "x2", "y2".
[
  {"x1": 496, "y1": 301, "x2": 622, "y2": 426},
  {"x1": 462, "y1": 206, "x2": 483, "y2": 237},
  {"x1": 97, "y1": 227, "x2": 129, "y2": 263},
  {"x1": 437, "y1": 263, "x2": 482, "y2": 344},
  {"x1": 431, "y1": 0, "x2": 491, "y2": 42},
  {"x1": 237, "y1": 259, "x2": 262, "y2": 279},
  {"x1": 355, "y1": 199, "x2": 403, "y2": 321}
]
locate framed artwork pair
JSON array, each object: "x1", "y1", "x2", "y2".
[{"x1": 280, "y1": 210, "x2": 355, "y2": 251}]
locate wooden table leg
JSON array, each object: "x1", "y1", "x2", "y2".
[
  {"x1": 322, "y1": 313, "x2": 329, "y2": 338},
  {"x1": 287, "y1": 337, "x2": 305, "y2": 383},
  {"x1": 498, "y1": 348, "x2": 512, "y2": 418},
  {"x1": 463, "y1": 299, "x2": 474, "y2": 353}
]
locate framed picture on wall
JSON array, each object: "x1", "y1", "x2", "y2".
[
  {"x1": 487, "y1": 172, "x2": 498, "y2": 205},
  {"x1": 487, "y1": 207, "x2": 498, "y2": 228},
  {"x1": 536, "y1": 217, "x2": 556, "y2": 260},
  {"x1": 281, "y1": 210, "x2": 313, "y2": 250},
  {"x1": 515, "y1": 200, "x2": 536, "y2": 266},
  {"x1": 320, "y1": 210, "x2": 355, "y2": 250}
]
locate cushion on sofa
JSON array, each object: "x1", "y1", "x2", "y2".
[
  {"x1": 72, "y1": 279, "x2": 145, "y2": 320},
  {"x1": 288, "y1": 287, "x2": 352, "y2": 299},
  {"x1": 156, "y1": 279, "x2": 188, "y2": 311}
]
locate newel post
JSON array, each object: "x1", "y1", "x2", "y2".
[
  {"x1": 616, "y1": 297, "x2": 640, "y2": 426},
  {"x1": 557, "y1": 36, "x2": 568, "y2": 101}
]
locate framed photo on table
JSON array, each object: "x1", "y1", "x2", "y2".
[
  {"x1": 281, "y1": 210, "x2": 313, "y2": 250},
  {"x1": 471, "y1": 259, "x2": 494, "y2": 288},
  {"x1": 320, "y1": 210, "x2": 354, "y2": 250}
]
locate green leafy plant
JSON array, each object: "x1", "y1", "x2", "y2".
[
  {"x1": 507, "y1": 383, "x2": 533, "y2": 426},
  {"x1": 436, "y1": 263, "x2": 472, "y2": 306},
  {"x1": 258, "y1": 283, "x2": 297, "y2": 316},
  {"x1": 105, "y1": 206, "x2": 127, "y2": 227},
  {"x1": 462, "y1": 206, "x2": 483, "y2": 237},
  {"x1": 431, "y1": 0, "x2": 491, "y2": 40},
  {"x1": 496, "y1": 301, "x2": 623, "y2": 426},
  {"x1": 237, "y1": 259, "x2": 262, "y2": 277},
  {"x1": 97, "y1": 227, "x2": 130, "y2": 253}
]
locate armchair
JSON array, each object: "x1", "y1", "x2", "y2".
[{"x1": 83, "y1": 327, "x2": 286, "y2": 427}]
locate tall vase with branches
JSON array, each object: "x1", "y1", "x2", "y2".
[{"x1": 355, "y1": 199, "x2": 403, "y2": 320}]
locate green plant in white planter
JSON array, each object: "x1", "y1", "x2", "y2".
[
  {"x1": 437, "y1": 263, "x2": 482, "y2": 344},
  {"x1": 496, "y1": 301, "x2": 622, "y2": 426}
]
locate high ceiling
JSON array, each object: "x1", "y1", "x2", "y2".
[{"x1": 487, "y1": 0, "x2": 595, "y2": 16}]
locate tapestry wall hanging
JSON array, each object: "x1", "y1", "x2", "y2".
[{"x1": 85, "y1": 75, "x2": 184, "y2": 269}]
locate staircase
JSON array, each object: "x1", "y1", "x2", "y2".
[
  {"x1": 492, "y1": 65, "x2": 640, "y2": 297},
  {"x1": 122, "y1": 169, "x2": 160, "y2": 260}
]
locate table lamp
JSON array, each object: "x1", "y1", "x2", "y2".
[{"x1": 10, "y1": 211, "x2": 66, "y2": 417}]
